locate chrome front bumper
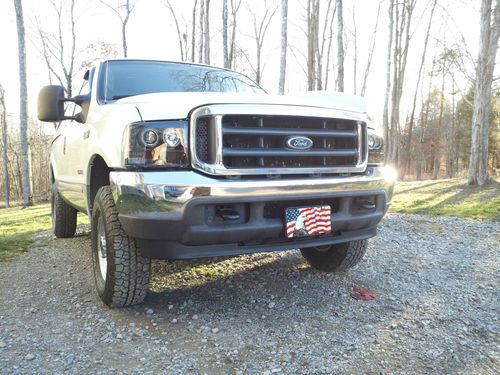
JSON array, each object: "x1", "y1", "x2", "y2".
[
  {"x1": 110, "y1": 166, "x2": 395, "y2": 216},
  {"x1": 109, "y1": 166, "x2": 395, "y2": 259}
]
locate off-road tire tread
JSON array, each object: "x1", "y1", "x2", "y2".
[
  {"x1": 92, "y1": 186, "x2": 150, "y2": 307},
  {"x1": 52, "y1": 184, "x2": 77, "y2": 238},
  {"x1": 300, "y1": 239, "x2": 368, "y2": 272}
]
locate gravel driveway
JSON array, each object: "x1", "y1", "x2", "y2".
[{"x1": 0, "y1": 213, "x2": 498, "y2": 374}]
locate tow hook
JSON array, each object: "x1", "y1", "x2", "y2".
[
  {"x1": 355, "y1": 198, "x2": 376, "y2": 210},
  {"x1": 216, "y1": 207, "x2": 241, "y2": 221}
]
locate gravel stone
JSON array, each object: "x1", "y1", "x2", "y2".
[{"x1": 0, "y1": 214, "x2": 498, "y2": 374}]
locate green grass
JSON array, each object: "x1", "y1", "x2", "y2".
[
  {"x1": 390, "y1": 178, "x2": 500, "y2": 221},
  {"x1": 0, "y1": 203, "x2": 89, "y2": 261}
]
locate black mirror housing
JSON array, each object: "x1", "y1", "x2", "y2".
[{"x1": 37, "y1": 85, "x2": 66, "y2": 122}]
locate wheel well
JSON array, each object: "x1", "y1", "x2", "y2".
[{"x1": 88, "y1": 156, "x2": 111, "y2": 214}]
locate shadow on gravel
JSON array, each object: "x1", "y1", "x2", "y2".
[{"x1": 129, "y1": 252, "x2": 367, "y2": 321}]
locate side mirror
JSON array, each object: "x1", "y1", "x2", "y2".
[{"x1": 37, "y1": 85, "x2": 68, "y2": 122}]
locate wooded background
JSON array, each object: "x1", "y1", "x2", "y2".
[{"x1": 1, "y1": 0, "x2": 499, "y2": 207}]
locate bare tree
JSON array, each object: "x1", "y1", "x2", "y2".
[
  {"x1": 433, "y1": 53, "x2": 448, "y2": 179},
  {"x1": 416, "y1": 45, "x2": 439, "y2": 180},
  {"x1": 13, "y1": 0, "x2": 32, "y2": 207},
  {"x1": 99, "y1": 0, "x2": 136, "y2": 58},
  {"x1": 323, "y1": 2, "x2": 337, "y2": 90},
  {"x1": 223, "y1": 0, "x2": 229, "y2": 68},
  {"x1": 80, "y1": 41, "x2": 119, "y2": 70},
  {"x1": 382, "y1": 0, "x2": 394, "y2": 153},
  {"x1": 191, "y1": 0, "x2": 197, "y2": 62},
  {"x1": 278, "y1": 0, "x2": 288, "y2": 94},
  {"x1": 198, "y1": 0, "x2": 204, "y2": 63},
  {"x1": 204, "y1": 0, "x2": 211, "y2": 64},
  {"x1": 228, "y1": 0, "x2": 243, "y2": 69},
  {"x1": 468, "y1": 0, "x2": 500, "y2": 186},
  {"x1": 360, "y1": 1, "x2": 381, "y2": 97},
  {"x1": 247, "y1": 0, "x2": 278, "y2": 85},
  {"x1": 36, "y1": 0, "x2": 78, "y2": 97},
  {"x1": 307, "y1": 0, "x2": 319, "y2": 90},
  {"x1": 350, "y1": 3, "x2": 358, "y2": 94},
  {"x1": 403, "y1": 0, "x2": 437, "y2": 178},
  {"x1": 163, "y1": 0, "x2": 188, "y2": 61},
  {"x1": 336, "y1": 0, "x2": 344, "y2": 92},
  {"x1": 388, "y1": 0, "x2": 416, "y2": 164},
  {"x1": 316, "y1": 0, "x2": 335, "y2": 90},
  {"x1": 0, "y1": 84, "x2": 10, "y2": 208}
]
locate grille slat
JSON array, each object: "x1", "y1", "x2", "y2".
[
  {"x1": 223, "y1": 148, "x2": 358, "y2": 157},
  {"x1": 222, "y1": 127, "x2": 357, "y2": 138}
]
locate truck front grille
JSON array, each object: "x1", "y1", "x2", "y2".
[
  {"x1": 191, "y1": 104, "x2": 368, "y2": 176},
  {"x1": 222, "y1": 115, "x2": 359, "y2": 168}
]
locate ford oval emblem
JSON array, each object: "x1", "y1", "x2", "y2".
[{"x1": 286, "y1": 136, "x2": 313, "y2": 150}]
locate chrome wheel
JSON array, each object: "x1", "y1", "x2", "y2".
[{"x1": 97, "y1": 216, "x2": 108, "y2": 280}]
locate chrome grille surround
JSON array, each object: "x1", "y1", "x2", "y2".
[{"x1": 190, "y1": 104, "x2": 368, "y2": 176}]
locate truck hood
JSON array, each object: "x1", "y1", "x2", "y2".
[{"x1": 114, "y1": 91, "x2": 367, "y2": 121}]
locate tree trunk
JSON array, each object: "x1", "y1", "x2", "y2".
[
  {"x1": 336, "y1": 0, "x2": 344, "y2": 92},
  {"x1": 249, "y1": 2, "x2": 278, "y2": 86},
  {"x1": 324, "y1": 4, "x2": 336, "y2": 90},
  {"x1": 0, "y1": 85, "x2": 10, "y2": 208},
  {"x1": 255, "y1": 36, "x2": 261, "y2": 84},
  {"x1": 382, "y1": 0, "x2": 394, "y2": 161},
  {"x1": 223, "y1": 0, "x2": 229, "y2": 68},
  {"x1": 121, "y1": 23, "x2": 127, "y2": 58},
  {"x1": 352, "y1": 4, "x2": 357, "y2": 94},
  {"x1": 122, "y1": 0, "x2": 132, "y2": 58},
  {"x1": 229, "y1": 0, "x2": 242, "y2": 69},
  {"x1": 13, "y1": 0, "x2": 32, "y2": 207},
  {"x1": 204, "y1": 0, "x2": 211, "y2": 64},
  {"x1": 278, "y1": 0, "x2": 288, "y2": 94},
  {"x1": 198, "y1": 0, "x2": 204, "y2": 64},
  {"x1": 165, "y1": 1, "x2": 185, "y2": 60},
  {"x1": 433, "y1": 72, "x2": 447, "y2": 180},
  {"x1": 404, "y1": 0, "x2": 437, "y2": 178},
  {"x1": 191, "y1": 0, "x2": 197, "y2": 62},
  {"x1": 388, "y1": 0, "x2": 415, "y2": 165},
  {"x1": 468, "y1": 0, "x2": 500, "y2": 186},
  {"x1": 307, "y1": 0, "x2": 319, "y2": 90},
  {"x1": 448, "y1": 79, "x2": 456, "y2": 178},
  {"x1": 360, "y1": 2, "x2": 380, "y2": 97},
  {"x1": 416, "y1": 52, "x2": 437, "y2": 180}
]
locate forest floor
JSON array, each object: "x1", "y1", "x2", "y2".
[{"x1": 391, "y1": 178, "x2": 500, "y2": 221}]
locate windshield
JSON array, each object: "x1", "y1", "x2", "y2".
[{"x1": 99, "y1": 60, "x2": 265, "y2": 102}]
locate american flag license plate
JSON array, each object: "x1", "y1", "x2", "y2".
[{"x1": 285, "y1": 206, "x2": 331, "y2": 238}]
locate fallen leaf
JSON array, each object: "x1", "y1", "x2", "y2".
[{"x1": 351, "y1": 286, "x2": 378, "y2": 301}]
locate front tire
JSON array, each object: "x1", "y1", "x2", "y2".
[
  {"x1": 300, "y1": 240, "x2": 368, "y2": 272},
  {"x1": 51, "y1": 183, "x2": 77, "y2": 238},
  {"x1": 91, "y1": 186, "x2": 151, "y2": 307}
]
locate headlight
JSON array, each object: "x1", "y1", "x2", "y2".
[
  {"x1": 367, "y1": 128, "x2": 384, "y2": 164},
  {"x1": 123, "y1": 120, "x2": 189, "y2": 168}
]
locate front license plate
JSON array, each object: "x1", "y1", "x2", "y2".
[{"x1": 285, "y1": 205, "x2": 331, "y2": 238}]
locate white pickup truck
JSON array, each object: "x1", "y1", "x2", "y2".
[{"x1": 38, "y1": 59, "x2": 393, "y2": 307}]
